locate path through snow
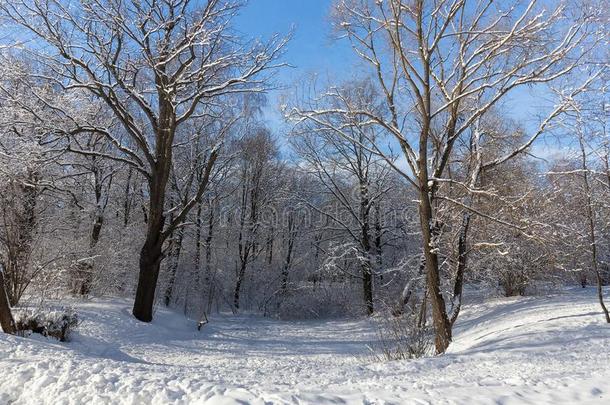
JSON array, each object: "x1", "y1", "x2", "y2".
[{"x1": 1, "y1": 288, "x2": 609, "y2": 404}]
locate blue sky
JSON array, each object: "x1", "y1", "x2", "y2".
[
  {"x1": 235, "y1": 0, "x2": 357, "y2": 135},
  {"x1": 236, "y1": 0, "x2": 354, "y2": 84},
  {"x1": 234, "y1": 1, "x2": 570, "y2": 162}
]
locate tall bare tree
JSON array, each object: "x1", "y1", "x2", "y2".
[
  {"x1": 232, "y1": 130, "x2": 278, "y2": 312},
  {"x1": 549, "y1": 85, "x2": 610, "y2": 323},
  {"x1": 291, "y1": 0, "x2": 598, "y2": 352},
  {"x1": 2, "y1": 0, "x2": 287, "y2": 321},
  {"x1": 290, "y1": 81, "x2": 394, "y2": 315}
]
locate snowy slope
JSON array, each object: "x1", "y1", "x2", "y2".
[{"x1": 0, "y1": 288, "x2": 608, "y2": 404}]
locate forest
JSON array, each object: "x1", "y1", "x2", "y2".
[{"x1": 0, "y1": 0, "x2": 608, "y2": 404}]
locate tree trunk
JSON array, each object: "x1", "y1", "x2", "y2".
[
  {"x1": 266, "y1": 226, "x2": 274, "y2": 265},
  {"x1": 419, "y1": 187, "x2": 452, "y2": 354},
  {"x1": 132, "y1": 173, "x2": 168, "y2": 321},
  {"x1": 133, "y1": 235, "x2": 164, "y2": 322},
  {"x1": 394, "y1": 256, "x2": 425, "y2": 317},
  {"x1": 579, "y1": 135, "x2": 610, "y2": 323},
  {"x1": 4, "y1": 172, "x2": 38, "y2": 306},
  {"x1": 79, "y1": 211, "x2": 104, "y2": 296},
  {"x1": 359, "y1": 178, "x2": 374, "y2": 315},
  {"x1": 123, "y1": 167, "x2": 133, "y2": 227},
  {"x1": 361, "y1": 222, "x2": 374, "y2": 316},
  {"x1": 189, "y1": 201, "x2": 203, "y2": 314},
  {"x1": 362, "y1": 261, "x2": 374, "y2": 316},
  {"x1": 0, "y1": 268, "x2": 16, "y2": 334},
  {"x1": 281, "y1": 214, "x2": 295, "y2": 294},
  {"x1": 163, "y1": 229, "x2": 183, "y2": 307},
  {"x1": 449, "y1": 212, "x2": 470, "y2": 326},
  {"x1": 233, "y1": 268, "x2": 245, "y2": 312},
  {"x1": 204, "y1": 203, "x2": 215, "y2": 313},
  {"x1": 374, "y1": 204, "x2": 383, "y2": 279},
  {"x1": 163, "y1": 189, "x2": 183, "y2": 308},
  {"x1": 417, "y1": 287, "x2": 428, "y2": 329}
]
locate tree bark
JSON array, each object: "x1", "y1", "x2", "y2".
[
  {"x1": 79, "y1": 206, "x2": 104, "y2": 296},
  {"x1": 233, "y1": 268, "x2": 245, "y2": 312},
  {"x1": 189, "y1": 201, "x2": 203, "y2": 314},
  {"x1": 281, "y1": 213, "x2": 296, "y2": 294},
  {"x1": 132, "y1": 162, "x2": 169, "y2": 321},
  {"x1": 449, "y1": 212, "x2": 470, "y2": 326},
  {"x1": 123, "y1": 167, "x2": 133, "y2": 227},
  {"x1": 164, "y1": 229, "x2": 183, "y2": 307},
  {"x1": 204, "y1": 202, "x2": 215, "y2": 313},
  {"x1": 133, "y1": 234, "x2": 165, "y2": 322},
  {"x1": 419, "y1": 186, "x2": 452, "y2": 354},
  {"x1": 361, "y1": 230, "x2": 374, "y2": 316},
  {"x1": 0, "y1": 268, "x2": 16, "y2": 334},
  {"x1": 374, "y1": 204, "x2": 383, "y2": 278},
  {"x1": 266, "y1": 226, "x2": 274, "y2": 265},
  {"x1": 359, "y1": 177, "x2": 374, "y2": 315}
]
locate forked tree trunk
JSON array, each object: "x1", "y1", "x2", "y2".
[{"x1": 394, "y1": 256, "x2": 424, "y2": 317}]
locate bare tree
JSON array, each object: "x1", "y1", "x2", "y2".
[
  {"x1": 2, "y1": 0, "x2": 287, "y2": 321},
  {"x1": 549, "y1": 88, "x2": 610, "y2": 323},
  {"x1": 232, "y1": 129, "x2": 278, "y2": 312},
  {"x1": 65, "y1": 129, "x2": 120, "y2": 296},
  {"x1": 290, "y1": 81, "x2": 394, "y2": 315},
  {"x1": 0, "y1": 58, "x2": 58, "y2": 306},
  {"x1": 290, "y1": 0, "x2": 598, "y2": 352}
]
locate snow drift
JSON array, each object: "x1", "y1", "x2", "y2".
[{"x1": 0, "y1": 288, "x2": 608, "y2": 404}]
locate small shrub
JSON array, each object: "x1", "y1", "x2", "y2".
[
  {"x1": 369, "y1": 314, "x2": 433, "y2": 361},
  {"x1": 15, "y1": 307, "x2": 79, "y2": 342}
]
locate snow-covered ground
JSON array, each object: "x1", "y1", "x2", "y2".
[{"x1": 1, "y1": 288, "x2": 608, "y2": 404}]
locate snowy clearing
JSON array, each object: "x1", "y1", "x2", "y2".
[{"x1": 1, "y1": 288, "x2": 609, "y2": 405}]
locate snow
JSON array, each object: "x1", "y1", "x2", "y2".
[{"x1": 1, "y1": 288, "x2": 609, "y2": 404}]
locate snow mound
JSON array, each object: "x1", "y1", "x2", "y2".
[{"x1": 0, "y1": 288, "x2": 609, "y2": 404}]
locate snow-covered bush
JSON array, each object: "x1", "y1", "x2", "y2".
[{"x1": 15, "y1": 307, "x2": 79, "y2": 342}]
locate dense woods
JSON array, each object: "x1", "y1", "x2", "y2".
[{"x1": 0, "y1": 0, "x2": 608, "y2": 358}]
